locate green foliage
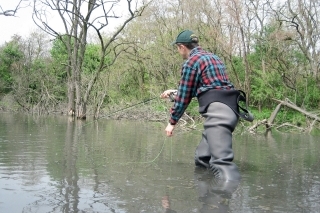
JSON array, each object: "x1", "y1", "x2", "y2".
[
  {"x1": 82, "y1": 44, "x2": 112, "y2": 74},
  {"x1": 50, "y1": 38, "x2": 68, "y2": 62},
  {"x1": 230, "y1": 56, "x2": 245, "y2": 83},
  {"x1": 184, "y1": 99, "x2": 199, "y2": 117},
  {"x1": 276, "y1": 108, "x2": 307, "y2": 126},
  {"x1": 250, "y1": 107, "x2": 307, "y2": 127},
  {"x1": 50, "y1": 38, "x2": 69, "y2": 80},
  {"x1": 250, "y1": 69, "x2": 283, "y2": 106},
  {"x1": 250, "y1": 108, "x2": 273, "y2": 120},
  {"x1": 295, "y1": 77, "x2": 320, "y2": 109},
  {"x1": 51, "y1": 38, "x2": 110, "y2": 76},
  {"x1": 83, "y1": 44, "x2": 100, "y2": 74},
  {"x1": 152, "y1": 102, "x2": 168, "y2": 112},
  {"x1": 0, "y1": 41, "x2": 23, "y2": 91}
]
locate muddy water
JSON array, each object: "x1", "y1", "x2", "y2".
[{"x1": 0, "y1": 113, "x2": 319, "y2": 213}]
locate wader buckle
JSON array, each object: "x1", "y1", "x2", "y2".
[{"x1": 237, "y1": 90, "x2": 254, "y2": 122}]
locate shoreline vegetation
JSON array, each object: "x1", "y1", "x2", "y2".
[{"x1": 1, "y1": 94, "x2": 319, "y2": 135}]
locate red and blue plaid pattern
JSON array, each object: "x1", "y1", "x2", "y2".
[{"x1": 169, "y1": 47, "x2": 234, "y2": 125}]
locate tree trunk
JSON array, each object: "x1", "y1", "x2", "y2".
[
  {"x1": 75, "y1": 65, "x2": 86, "y2": 119},
  {"x1": 76, "y1": 99, "x2": 86, "y2": 119},
  {"x1": 67, "y1": 78, "x2": 75, "y2": 116}
]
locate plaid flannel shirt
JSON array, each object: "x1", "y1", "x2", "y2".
[{"x1": 169, "y1": 46, "x2": 234, "y2": 125}]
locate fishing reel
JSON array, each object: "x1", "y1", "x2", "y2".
[{"x1": 169, "y1": 91, "x2": 177, "y2": 102}]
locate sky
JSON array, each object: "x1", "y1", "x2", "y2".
[
  {"x1": 0, "y1": 0, "x2": 36, "y2": 44},
  {"x1": 0, "y1": 0, "x2": 129, "y2": 45}
]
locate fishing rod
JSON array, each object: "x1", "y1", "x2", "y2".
[
  {"x1": 99, "y1": 91, "x2": 176, "y2": 119},
  {"x1": 77, "y1": 92, "x2": 175, "y2": 130},
  {"x1": 99, "y1": 96, "x2": 158, "y2": 119},
  {"x1": 77, "y1": 96, "x2": 160, "y2": 129}
]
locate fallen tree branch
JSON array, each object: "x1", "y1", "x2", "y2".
[
  {"x1": 248, "y1": 119, "x2": 268, "y2": 133},
  {"x1": 276, "y1": 122, "x2": 305, "y2": 131},
  {"x1": 267, "y1": 103, "x2": 282, "y2": 128},
  {"x1": 248, "y1": 98, "x2": 320, "y2": 134},
  {"x1": 272, "y1": 98, "x2": 320, "y2": 122},
  {"x1": 307, "y1": 119, "x2": 317, "y2": 133}
]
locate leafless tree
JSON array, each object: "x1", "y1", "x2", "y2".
[
  {"x1": 0, "y1": 0, "x2": 29, "y2": 16},
  {"x1": 272, "y1": 0, "x2": 320, "y2": 80},
  {"x1": 32, "y1": 0, "x2": 152, "y2": 119}
]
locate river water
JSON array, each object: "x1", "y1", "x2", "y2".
[{"x1": 0, "y1": 112, "x2": 319, "y2": 213}]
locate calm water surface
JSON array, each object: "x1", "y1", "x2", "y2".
[{"x1": 0, "y1": 113, "x2": 319, "y2": 213}]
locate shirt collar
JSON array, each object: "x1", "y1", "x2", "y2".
[{"x1": 189, "y1": 46, "x2": 203, "y2": 57}]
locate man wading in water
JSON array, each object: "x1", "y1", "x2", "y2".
[{"x1": 160, "y1": 30, "x2": 251, "y2": 181}]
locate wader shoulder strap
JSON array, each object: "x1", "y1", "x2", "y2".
[{"x1": 237, "y1": 90, "x2": 254, "y2": 122}]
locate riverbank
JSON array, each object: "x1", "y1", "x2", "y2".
[{"x1": 1, "y1": 94, "x2": 319, "y2": 135}]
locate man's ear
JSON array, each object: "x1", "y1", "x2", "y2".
[{"x1": 180, "y1": 44, "x2": 187, "y2": 50}]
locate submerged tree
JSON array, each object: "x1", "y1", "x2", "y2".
[{"x1": 32, "y1": 0, "x2": 151, "y2": 119}]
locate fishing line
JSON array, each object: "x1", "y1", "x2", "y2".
[
  {"x1": 75, "y1": 93, "x2": 175, "y2": 165},
  {"x1": 114, "y1": 135, "x2": 169, "y2": 165},
  {"x1": 77, "y1": 96, "x2": 159, "y2": 129},
  {"x1": 105, "y1": 94, "x2": 177, "y2": 165}
]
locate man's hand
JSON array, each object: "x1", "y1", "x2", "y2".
[
  {"x1": 160, "y1": 89, "x2": 177, "y2": 99},
  {"x1": 165, "y1": 123, "x2": 175, "y2": 136}
]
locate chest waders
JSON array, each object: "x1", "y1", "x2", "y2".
[
  {"x1": 195, "y1": 102, "x2": 240, "y2": 180},
  {"x1": 194, "y1": 89, "x2": 253, "y2": 181}
]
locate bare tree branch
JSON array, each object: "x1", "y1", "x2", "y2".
[
  {"x1": 31, "y1": 0, "x2": 153, "y2": 118},
  {"x1": 0, "y1": 0, "x2": 29, "y2": 16}
]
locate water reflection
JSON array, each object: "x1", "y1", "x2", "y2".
[
  {"x1": 59, "y1": 118, "x2": 80, "y2": 212},
  {"x1": 1, "y1": 113, "x2": 320, "y2": 213},
  {"x1": 194, "y1": 168, "x2": 240, "y2": 213},
  {"x1": 161, "y1": 195, "x2": 177, "y2": 213}
]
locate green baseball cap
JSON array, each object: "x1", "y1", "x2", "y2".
[{"x1": 171, "y1": 30, "x2": 199, "y2": 45}]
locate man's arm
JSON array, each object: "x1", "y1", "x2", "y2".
[{"x1": 169, "y1": 64, "x2": 198, "y2": 125}]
